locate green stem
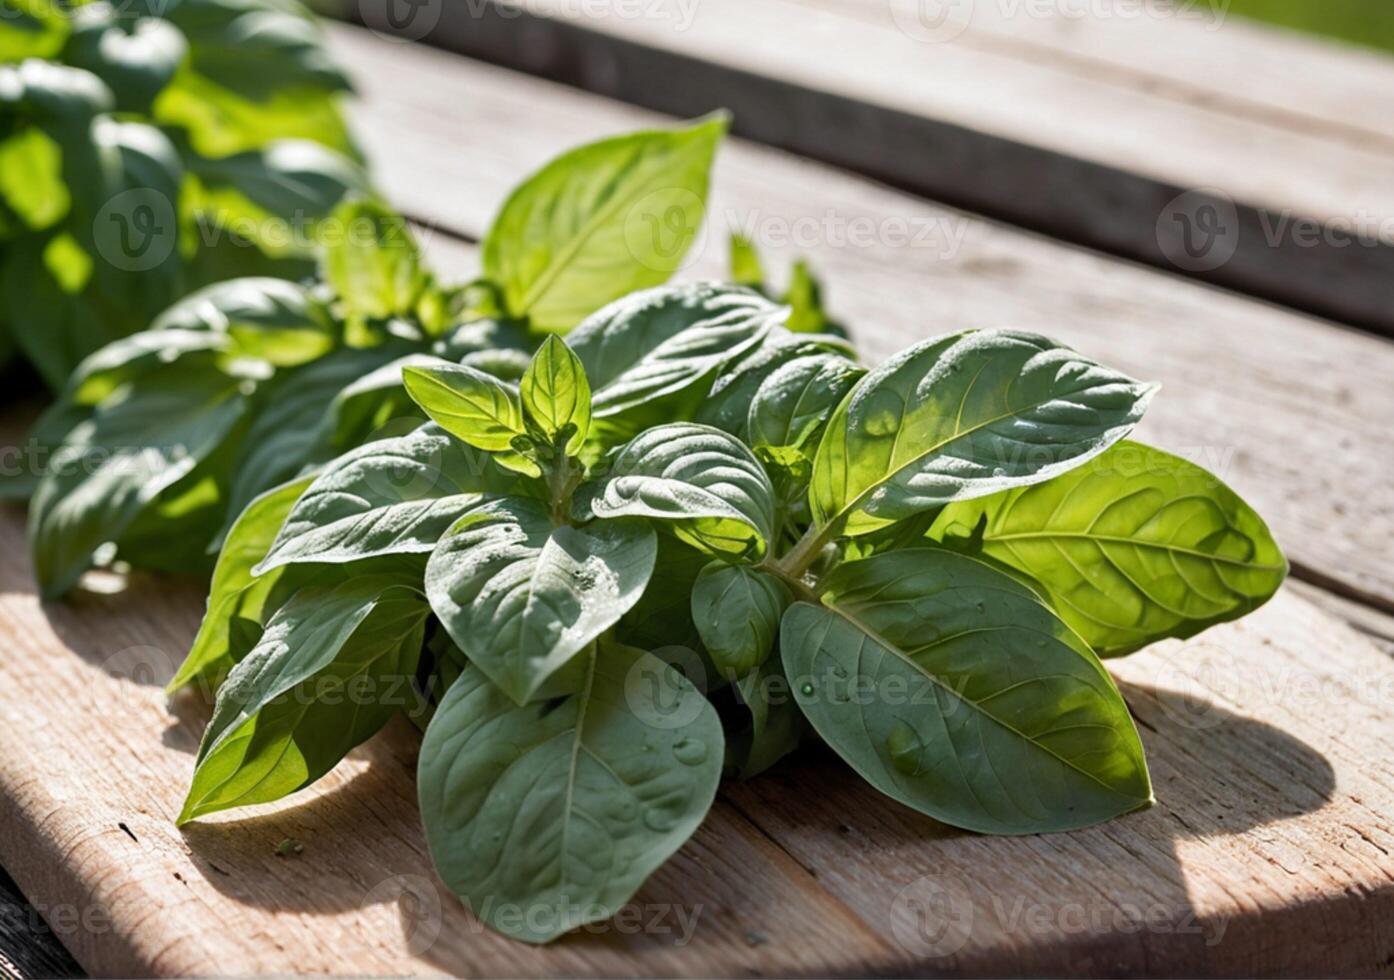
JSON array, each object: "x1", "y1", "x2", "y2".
[{"x1": 776, "y1": 522, "x2": 836, "y2": 581}]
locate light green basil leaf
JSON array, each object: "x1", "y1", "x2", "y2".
[
  {"x1": 256, "y1": 423, "x2": 513, "y2": 573},
  {"x1": 0, "y1": 0, "x2": 69, "y2": 61},
  {"x1": 0, "y1": 126, "x2": 70, "y2": 230},
  {"x1": 29, "y1": 363, "x2": 248, "y2": 597},
  {"x1": 811, "y1": 330, "x2": 1157, "y2": 537},
  {"x1": 929, "y1": 440, "x2": 1288, "y2": 657},
  {"x1": 568, "y1": 282, "x2": 782, "y2": 442},
  {"x1": 782, "y1": 547, "x2": 1152, "y2": 834},
  {"x1": 179, "y1": 576, "x2": 428, "y2": 822},
  {"x1": 321, "y1": 198, "x2": 426, "y2": 321},
  {"x1": 577, "y1": 422, "x2": 776, "y2": 560},
  {"x1": 483, "y1": 115, "x2": 725, "y2": 333},
  {"x1": 426, "y1": 496, "x2": 657, "y2": 704},
  {"x1": 729, "y1": 231, "x2": 763, "y2": 288},
  {"x1": 402, "y1": 361, "x2": 538, "y2": 476},
  {"x1": 520, "y1": 334, "x2": 591, "y2": 455},
  {"x1": 417, "y1": 641, "x2": 722, "y2": 943},
  {"x1": 691, "y1": 562, "x2": 790, "y2": 679},
  {"x1": 150, "y1": 275, "x2": 332, "y2": 366},
  {"x1": 783, "y1": 259, "x2": 842, "y2": 335},
  {"x1": 168, "y1": 474, "x2": 315, "y2": 693}
]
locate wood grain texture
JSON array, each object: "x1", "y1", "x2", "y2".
[
  {"x1": 331, "y1": 24, "x2": 1394, "y2": 619},
  {"x1": 1, "y1": 470, "x2": 1391, "y2": 975},
  {"x1": 350, "y1": 0, "x2": 1394, "y2": 333}
]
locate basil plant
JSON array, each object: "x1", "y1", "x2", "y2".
[
  {"x1": 172, "y1": 280, "x2": 1286, "y2": 943},
  {"x1": 10, "y1": 116, "x2": 728, "y2": 597},
  {"x1": 0, "y1": 0, "x2": 369, "y2": 388}
]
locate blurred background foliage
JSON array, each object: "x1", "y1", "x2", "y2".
[{"x1": 1229, "y1": 0, "x2": 1394, "y2": 55}]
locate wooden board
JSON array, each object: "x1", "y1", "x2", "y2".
[
  {"x1": 329, "y1": 25, "x2": 1394, "y2": 623},
  {"x1": 350, "y1": 0, "x2": 1394, "y2": 334},
  {"x1": 1, "y1": 458, "x2": 1392, "y2": 975}
]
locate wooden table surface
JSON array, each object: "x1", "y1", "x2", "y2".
[{"x1": 2, "y1": 12, "x2": 1393, "y2": 978}]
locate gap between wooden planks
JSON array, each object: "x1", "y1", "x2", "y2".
[
  {"x1": 329, "y1": 24, "x2": 1394, "y2": 623},
  {"x1": 347, "y1": 0, "x2": 1394, "y2": 336},
  {"x1": 0, "y1": 421, "x2": 1390, "y2": 975}
]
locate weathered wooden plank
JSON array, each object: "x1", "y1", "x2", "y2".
[
  {"x1": 349, "y1": 0, "x2": 1394, "y2": 333},
  {"x1": 332, "y1": 25, "x2": 1394, "y2": 619}
]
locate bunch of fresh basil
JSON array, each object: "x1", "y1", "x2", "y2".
[
  {"x1": 171, "y1": 274, "x2": 1286, "y2": 942},
  {"x1": 9, "y1": 115, "x2": 729, "y2": 597},
  {"x1": 0, "y1": 0, "x2": 367, "y2": 388}
]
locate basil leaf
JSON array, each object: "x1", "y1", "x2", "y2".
[
  {"x1": 179, "y1": 576, "x2": 428, "y2": 822},
  {"x1": 811, "y1": 330, "x2": 1157, "y2": 537},
  {"x1": 185, "y1": 139, "x2": 367, "y2": 263},
  {"x1": 0, "y1": 0, "x2": 68, "y2": 61},
  {"x1": 168, "y1": 474, "x2": 314, "y2": 693},
  {"x1": 577, "y1": 422, "x2": 776, "y2": 560},
  {"x1": 781, "y1": 548, "x2": 1152, "y2": 834},
  {"x1": 568, "y1": 282, "x2": 782, "y2": 443},
  {"x1": 402, "y1": 362, "x2": 538, "y2": 476},
  {"x1": 150, "y1": 276, "x2": 330, "y2": 362},
  {"x1": 728, "y1": 231, "x2": 763, "y2": 287},
  {"x1": 417, "y1": 641, "x2": 722, "y2": 943},
  {"x1": 256, "y1": 423, "x2": 511, "y2": 573},
  {"x1": 425, "y1": 497, "x2": 657, "y2": 704},
  {"x1": 749, "y1": 352, "x2": 864, "y2": 459},
  {"x1": 483, "y1": 115, "x2": 725, "y2": 333},
  {"x1": 0, "y1": 126, "x2": 69, "y2": 230},
  {"x1": 732, "y1": 657, "x2": 805, "y2": 780},
  {"x1": 520, "y1": 335, "x2": 591, "y2": 455},
  {"x1": 614, "y1": 533, "x2": 710, "y2": 660},
  {"x1": 695, "y1": 328, "x2": 856, "y2": 440},
  {"x1": 321, "y1": 198, "x2": 427, "y2": 322},
  {"x1": 29, "y1": 363, "x2": 248, "y2": 597},
  {"x1": 691, "y1": 562, "x2": 790, "y2": 679},
  {"x1": 64, "y1": 6, "x2": 185, "y2": 113},
  {"x1": 929, "y1": 440, "x2": 1288, "y2": 657},
  {"x1": 219, "y1": 343, "x2": 411, "y2": 534}
]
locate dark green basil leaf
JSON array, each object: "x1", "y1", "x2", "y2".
[
  {"x1": 811, "y1": 330, "x2": 1156, "y2": 537},
  {"x1": 567, "y1": 282, "x2": 782, "y2": 443},
  {"x1": 483, "y1": 115, "x2": 725, "y2": 333},
  {"x1": 782, "y1": 548, "x2": 1152, "y2": 834},
  {"x1": 29, "y1": 363, "x2": 248, "y2": 597},
  {"x1": 691, "y1": 562, "x2": 790, "y2": 679},
  {"x1": 929, "y1": 440, "x2": 1288, "y2": 656},
  {"x1": 256, "y1": 423, "x2": 512, "y2": 573},
  {"x1": 732, "y1": 657, "x2": 805, "y2": 780},
  {"x1": 179, "y1": 575, "x2": 428, "y2": 822},
  {"x1": 417, "y1": 641, "x2": 722, "y2": 943},
  {"x1": 577, "y1": 422, "x2": 776, "y2": 560},
  {"x1": 425, "y1": 496, "x2": 657, "y2": 704}
]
